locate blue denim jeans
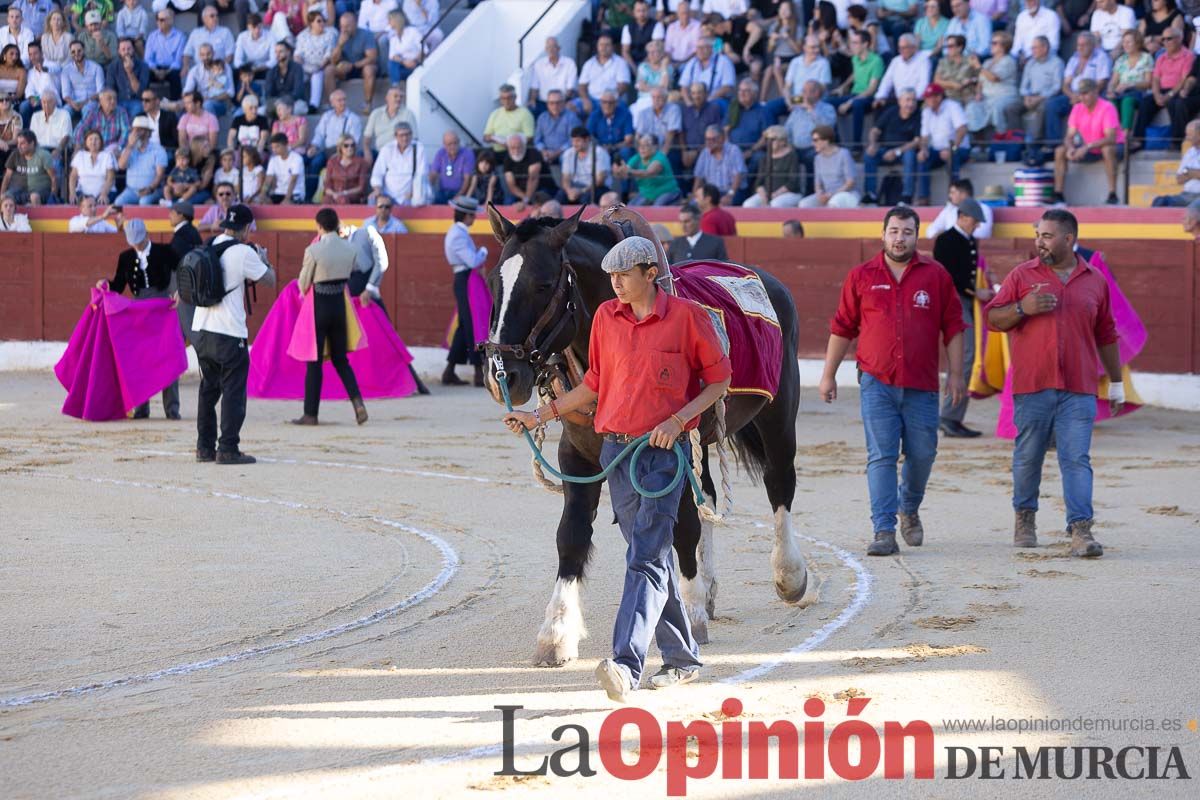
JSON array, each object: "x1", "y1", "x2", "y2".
[
  {"x1": 904, "y1": 146, "x2": 970, "y2": 199},
  {"x1": 1012, "y1": 390, "x2": 1096, "y2": 525},
  {"x1": 859, "y1": 372, "x2": 940, "y2": 533},
  {"x1": 1044, "y1": 92, "x2": 1072, "y2": 145},
  {"x1": 601, "y1": 438, "x2": 701, "y2": 687}
]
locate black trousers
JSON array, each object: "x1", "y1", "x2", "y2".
[
  {"x1": 132, "y1": 286, "x2": 180, "y2": 417},
  {"x1": 447, "y1": 269, "x2": 480, "y2": 367},
  {"x1": 305, "y1": 290, "x2": 362, "y2": 417},
  {"x1": 195, "y1": 330, "x2": 249, "y2": 454}
]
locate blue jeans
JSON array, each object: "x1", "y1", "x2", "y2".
[
  {"x1": 119, "y1": 99, "x2": 144, "y2": 120},
  {"x1": 1044, "y1": 92, "x2": 1072, "y2": 146},
  {"x1": 203, "y1": 99, "x2": 228, "y2": 118},
  {"x1": 114, "y1": 186, "x2": 163, "y2": 205},
  {"x1": 863, "y1": 148, "x2": 911, "y2": 197},
  {"x1": 388, "y1": 60, "x2": 414, "y2": 84},
  {"x1": 859, "y1": 372, "x2": 939, "y2": 533},
  {"x1": 601, "y1": 438, "x2": 701, "y2": 686},
  {"x1": 905, "y1": 145, "x2": 969, "y2": 199},
  {"x1": 827, "y1": 95, "x2": 873, "y2": 148},
  {"x1": 1012, "y1": 390, "x2": 1096, "y2": 525}
]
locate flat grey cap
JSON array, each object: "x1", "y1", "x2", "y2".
[
  {"x1": 601, "y1": 236, "x2": 658, "y2": 273},
  {"x1": 957, "y1": 197, "x2": 985, "y2": 222}
]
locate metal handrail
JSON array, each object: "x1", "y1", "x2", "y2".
[
  {"x1": 422, "y1": 87, "x2": 485, "y2": 148},
  {"x1": 420, "y1": 0, "x2": 468, "y2": 64},
  {"x1": 518, "y1": 0, "x2": 561, "y2": 68}
]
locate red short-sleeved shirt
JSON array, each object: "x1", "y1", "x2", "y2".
[
  {"x1": 830, "y1": 251, "x2": 967, "y2": 392},
  {"x1": 984, "y1": 255, "x2": 1119, "y2": 396},
  {"x1": 584, "y1": 289, "x2": 732, "y2": 437},
  {"x1": 701, "y1": 206, "x2": 738, "y2": 236}
]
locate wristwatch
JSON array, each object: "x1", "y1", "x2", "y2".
[{"x1": 1014, "y1": 300, "x2": 1026, "y2": 318}]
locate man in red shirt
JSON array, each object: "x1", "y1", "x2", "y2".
[
  {"x1": 818, "y1": 206, "x2": 966, "y2": 556},
  {"x1": 985, "y1": 209, "x2": 1122, "y2": 558},
  {"x1": 503, "y1": 236, "x2": 732, "y2": 702},
  {"x1": 696, "y1": 182, "x2": 738, "y2": 237}
]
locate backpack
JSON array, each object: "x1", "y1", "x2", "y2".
[{"x1": 176, "y1": 240, "x2": 240, "y2": 307}]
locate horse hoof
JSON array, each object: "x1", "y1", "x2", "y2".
[
  {"x1": 775, "y1": 572, "x2": 808, "y2": 604},
  {"x1": 705, "y1": 577, "x2": 719, "y2": 620},
  {"x1": 533, "y1": 641, "x2": 577, "y2": 667},
  {"x1": 691, "y1": 617, "x2": 710, "y2": 646}
]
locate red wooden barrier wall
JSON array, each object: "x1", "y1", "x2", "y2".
[{"x1": 2, "y1": 234, "x2": 1195, "y2": 374}]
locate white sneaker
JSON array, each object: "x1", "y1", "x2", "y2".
[
  {"x1": 647, "y1": 665, "x2": 700, "y2": 690},
  {"x1": 595, "y1": 658, "x2": 633, "y2": 703}
]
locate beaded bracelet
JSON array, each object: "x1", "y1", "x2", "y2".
[{"x1": 550, "y1": 399, "x2": 561, "y2": 421}]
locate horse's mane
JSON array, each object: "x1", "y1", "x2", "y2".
[{"x1": 513, "y1": 216, "x2": 618, "y2": 247}]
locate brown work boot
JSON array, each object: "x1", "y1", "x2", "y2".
[
  {"x1": 1069, "y1": 519, "x2": 1104, "y2": 558},
  {"x1": 1014, "y1": 509, "x2": 1038, "y2": 548},
  {"x1": 899, "y1": 511, "x2": 924, "y2": 546},
  {"x1": 290, "y1": 415, "x2": 318, "y2": 426},
  {"x1": 352, "y1": 398, "x2": 368, "y2": 425},
  {"x1": 866, "y1": 530, "x2": 899, "y2": 556},
  {"x1": 442, "y1": 364, "x2": 466, "y2": 385}
]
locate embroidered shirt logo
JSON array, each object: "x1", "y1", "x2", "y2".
[
  {"x1": 659, "y1": 367, "x2": 671, "y2": 383},
  {"x1": 870, "y1": 283, "x2": 891, "y2": 290},
  {"x1": 913, "y1": 290, "x2": 931, "y2": 308}
]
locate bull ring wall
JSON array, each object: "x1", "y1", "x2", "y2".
[{"x1": 0, "y1": 206, "x2": 1196, "y2": 378}]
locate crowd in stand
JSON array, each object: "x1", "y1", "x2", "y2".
[{"x1": 6, "y1": 0, "x2": 1200, "y2": 223}]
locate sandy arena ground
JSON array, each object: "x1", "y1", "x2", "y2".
[{"x1": 1, "y1": 369, "x2": 1198, "y2": 799}]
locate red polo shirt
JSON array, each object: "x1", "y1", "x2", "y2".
[
  {"x1": 701, "y1": 206, "x2": 738, "y2": 236},
  {"x1": 985, "y1": 255, "x2": 1118, "y2": 396},
  {"x1": 830, "y1": 251, "x2": 967, "y2": 392},
  {"x1": 584, "y1": 289, "x2": 732, "y2": 437}
]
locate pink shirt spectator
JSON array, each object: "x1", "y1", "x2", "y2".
[
  {"x1": 1067, "y1": 97, "x2": 1124, "y2": 147},
  {"x1": 1152, "y1": 48, "x2": 1194, "y2": 91},
  {"x1": 272, "y1": 115, "x2": 306, "y2": 151},
  {"x1": 178, "y1": 111, "x2": 219, "y2": 142},
  {"x1": 664, "y1": 18, "x2": 701, "y2": 63}
]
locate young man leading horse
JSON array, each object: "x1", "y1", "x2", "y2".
[{"x1": 503, "y1": 236, "x2": 732, "y2": 702}]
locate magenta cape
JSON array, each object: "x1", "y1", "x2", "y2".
[
  {"x1": 54, "y1": 287, "x2": 187, "y2": 421},
  {"x1": 994, "y1": 250, "x2": 1147, "y2": 438},
  {"x1": 443, "y1": 268, "x2": 493, "y2": 349},
  {"x1": 248, "y1": 280, "x2": 417, "y2": 400}
]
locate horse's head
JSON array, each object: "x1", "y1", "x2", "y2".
[{"x1": 482, "y1": 203, "x2": 585, "y2": 407}]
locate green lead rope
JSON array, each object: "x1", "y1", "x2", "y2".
[{"x1": 494, "y1": 367, "x2": 709, "y2": 505}]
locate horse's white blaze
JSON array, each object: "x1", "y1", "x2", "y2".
[
  {"x1": 772, "y1": 506, "x2": 808, "y2": 603},
  {"x1": 534, "y1": 577, "x2": 586, "y2": 664},
  {"x1": 491, "y1": 253, "x2": 525, "y2": 341}
]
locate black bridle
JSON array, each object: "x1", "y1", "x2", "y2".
[{"x1": 480, "y1": 249, "x2": 582, "y2": 371}]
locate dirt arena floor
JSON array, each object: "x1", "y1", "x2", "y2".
[{"x1": 1, "y1": 370, "x2": 1198, "y2": 799}]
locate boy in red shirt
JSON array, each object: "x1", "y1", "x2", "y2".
[
  {"x1": 818, "y1": 206, "x2": 966, "y2": 556},
  {"x1": 985, "y1": 209, "x2": 1123, "y2": 557},
  {"x1": 504, "y1": 236, "x2": 731, "y2": 702}
]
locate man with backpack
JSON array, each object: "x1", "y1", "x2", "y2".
[{"x1": 184, "y1": 204, "x2": 276, "y2": 465}]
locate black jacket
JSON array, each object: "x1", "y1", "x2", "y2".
[
  {"x1": 147, "y1": 109, "x2": 179, "y2": 151},
  {"x1": 932, "y1": 226, "x2": 977, "y2": 299},
  {"x1": 264, "y1": 60, "x2": 307, "y2": 109},
  {"x1": 111, "y1": 242, "x2": 179, "y2": 294},
  {"x1": 667, "y1": 232, "x2": 728, "y2": 264},
  {"x1": 170, "y1": 221, "x2": 203, "y2": 260}
]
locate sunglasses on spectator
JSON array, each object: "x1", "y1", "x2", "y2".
[
  {"x1": 340, "y1": 142, "x2": 355, "y2": 149},
  {"x1": 217, "y1": 191, "x2": 233, "y2": 197},
  {"x1": 157, "y1": 16, "x2": 169, "y2": 21}
]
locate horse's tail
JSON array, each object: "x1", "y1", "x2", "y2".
[{"x1": 730, "y1": 421, "x2": 768, "y2": 484}]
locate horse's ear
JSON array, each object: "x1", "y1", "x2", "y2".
[
  {"x1": 487, "y1": 202, "x2": 515, "y2": 244},
  {"x1": 547, "y1": 204, "x2": 585, "y2": 250}
]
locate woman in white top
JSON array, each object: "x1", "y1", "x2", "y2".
[
  {"x1": 40, "y1": 10, "x2": 73, "y2": 77},
  {"x1": 69, "y1": 130, "x2": 117, "y2": 203},
  {"x1": 294, "y1": 10, "x2": 336, "y2": 109},
  {"x1": 0, "y1": 193, "x2": 31, "y2": 232}
]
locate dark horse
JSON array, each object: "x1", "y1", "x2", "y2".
[{"x1": 482, "y1": 206, "x2": 807, "y2": 666}]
